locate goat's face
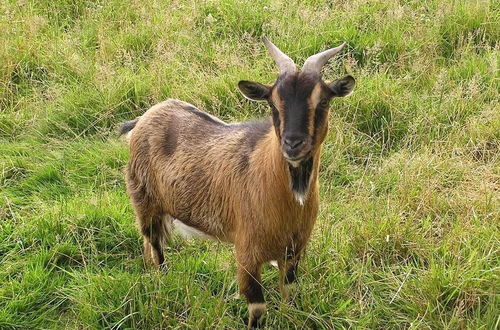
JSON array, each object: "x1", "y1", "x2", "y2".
[{"x1": 238, "y1": 38, "x2": 355, "y2": 166}]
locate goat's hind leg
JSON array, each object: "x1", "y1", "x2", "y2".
[{"x1": 139, "y1": 214, "x2": 172, "y2": 269}]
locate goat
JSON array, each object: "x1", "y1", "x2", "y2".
[{"x1": 120, "y1": 37, "x2": 355, "y2": 328}]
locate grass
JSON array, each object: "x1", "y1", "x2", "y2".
[{"x1": 1, "y1": 0, "x2": 499, "y2": 328}]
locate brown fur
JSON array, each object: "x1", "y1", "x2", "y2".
[
  {"x1": 126, "y1": 98, "x2": 320, "y2": 256},
  {"x1": 124, "y1": 69, "x2": 354, "y2": 328},
  {"x1": 125, "y1": 98, "x2": 319, "y2": 326}
]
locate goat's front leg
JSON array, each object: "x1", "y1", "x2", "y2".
[
  {"x1": 278, "y1": 254, "x2": 300, "y2": 303},
  {"x1": 237, "y1": 260, "x2": 265, "y2": 329}
]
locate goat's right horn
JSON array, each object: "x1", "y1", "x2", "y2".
[{"x1": 263, "y1": 37, "x2": 296, "y2": 76}]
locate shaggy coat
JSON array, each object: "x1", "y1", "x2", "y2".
[
  {"x1": 125, "y1": 97, "x2": 319, "y2": 273},
  {"x1": 121, "y1": 38, "x2": 355, "y2": 328}
]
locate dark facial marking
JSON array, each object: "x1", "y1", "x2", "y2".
[
  {"x1": 288, "y1": 157, "x2": 313, "y2": 196},
  {"x1": 276, "y1": 74, "x2": 318, "y2": 138}
]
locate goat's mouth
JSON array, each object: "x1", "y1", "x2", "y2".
[
  {"x1": 285, "y1": 155, "x2": 306, "y2": 161},
  {"x1": 284, "y1": 153, "x2": 309, "y2": 167}
]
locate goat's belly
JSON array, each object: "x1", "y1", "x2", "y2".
[
  {"x1": 171, "y1": 219, "x2": 215, "y2": 240},
  {"x1": 164, "y1": 212, "x2": 234, "y2": 243}
]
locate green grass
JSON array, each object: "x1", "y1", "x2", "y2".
[{"x1": 1, "y1": 0, "x2": 499, "y2": 328}]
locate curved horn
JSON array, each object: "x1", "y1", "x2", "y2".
[
  {"x1": 301, "y1": 42, "x2": 346, "y2": 75},
  {"x1": 263, "y1": 37, "x2": 296, "y2": 75}
]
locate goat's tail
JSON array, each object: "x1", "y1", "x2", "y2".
[{"x1": 118, "y1": 118, "x2": 140, "y2": 139}]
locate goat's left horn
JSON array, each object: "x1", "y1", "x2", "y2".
[
  {"x1": 263, "y1": 37, "x2": 296, "y2": 75},
  {"x1": 301, "y1": 42, "x2": 346, "y2": 75}
]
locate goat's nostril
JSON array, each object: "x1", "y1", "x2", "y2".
[{"x1": 284, "y1": 138, "x2": 305, "y2": 149}]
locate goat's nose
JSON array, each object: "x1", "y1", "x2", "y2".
[{"x1": 284, "y1": 137, "x2": 305, "y2": 150}]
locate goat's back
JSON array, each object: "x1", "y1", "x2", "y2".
[{"x1": 125, "y1": 99, "x2": 275, "y2": 241}]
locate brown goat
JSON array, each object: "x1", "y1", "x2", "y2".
[{"x1": 121, "y1": 37, "x2": 355, "y2": 328}]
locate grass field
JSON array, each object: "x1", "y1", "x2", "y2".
[{"x1": 1, "y1": 0, "x2": 499, "y2": 328}]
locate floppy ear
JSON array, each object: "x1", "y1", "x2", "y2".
[
  {"x1": 238, "y1": 81, "x2": 271, "y2": 101},
  {"x1": 327, "y1": 75, "x2": 355, "y2": 97}
]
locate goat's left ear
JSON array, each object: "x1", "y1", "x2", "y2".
[
  {"x1": 238, "y1": 81, "x2": 271, "y2": 101},
  {"x1": 327, "y1": 75, "x2": 355, "y2": 97}
]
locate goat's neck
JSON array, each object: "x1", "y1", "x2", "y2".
[{"x1": 260, "y1": 131, "x2": 321, "y2": 205}]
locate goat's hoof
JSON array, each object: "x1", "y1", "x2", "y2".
[
  {"x1": 247, "y1": 303, "x2": 266, "y2": 329},
  {"x1": 283, "y1": 283, "x2": 298, "y2": 304}
]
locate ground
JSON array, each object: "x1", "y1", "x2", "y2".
[{"x1": 0, "y1": 0, "x2": 499, "y2": 328}]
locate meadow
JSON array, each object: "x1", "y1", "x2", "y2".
[{"x1": 0, "y1": 0, "x2": 498, "y2": 328}]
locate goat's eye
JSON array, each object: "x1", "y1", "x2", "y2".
[{"x1": 319, "y1": 99, "x2": 329, "y2": 108}]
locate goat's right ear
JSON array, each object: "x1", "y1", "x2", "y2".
[{"x1": 238, "y1": 81, "x2": 271, "y2": 101}]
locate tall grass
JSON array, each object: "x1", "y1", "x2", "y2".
[{"x1": 1, "y1": 0, "x2": 498, "y2": 328}]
